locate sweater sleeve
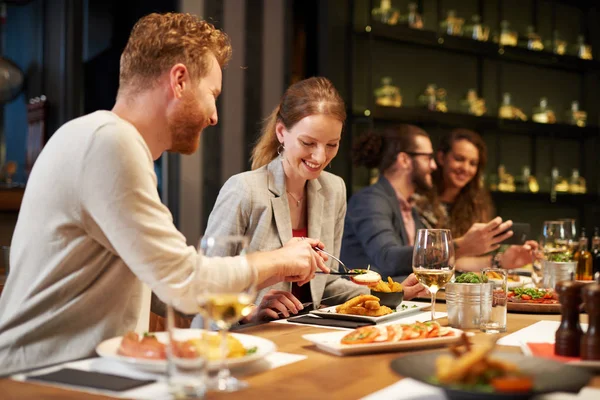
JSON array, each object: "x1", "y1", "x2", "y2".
[{"x1": 79, "y1": 123, "x2": 251, "y2": 313}]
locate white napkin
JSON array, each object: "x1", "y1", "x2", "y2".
[
  {"x1": 360, "y1": 378, "x2": 447, "y2": 400},
  {"x1": 497, "y1": 320, "x2": 588, "y2": 347},
  {"x1": 12, "y1": 352, "x2": 307, "y2": 399}
]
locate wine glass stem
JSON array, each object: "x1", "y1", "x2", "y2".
[
  {"x1": 430, "y1": 290, "x2": 437, "y2": 321},
  {"x1": 218, "y1": 328, "x2": 230, "y2": 390}
]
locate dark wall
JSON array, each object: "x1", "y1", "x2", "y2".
[{"x1": 314, "y1": 0, "x2": 600, "y2": 237}]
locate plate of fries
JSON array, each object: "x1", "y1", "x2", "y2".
[
  {"x1": 309, "y1": 296, "x2": 428, "y2": 323},
  {"x1": 302, "y1": 321, "x2": 463, "y2": 356}
]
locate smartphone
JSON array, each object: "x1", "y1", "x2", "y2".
[{"x1": 495, "y1": 222, "x2": 530, "y2": 245}]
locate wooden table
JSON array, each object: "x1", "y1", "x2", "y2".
[{"x1": 1, "y1": 304, "x2": 598, "y2": 399}]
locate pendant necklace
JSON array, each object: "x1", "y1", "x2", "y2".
[{"x1": 286, "y1": 191, "x2": 304, "y2": 207}]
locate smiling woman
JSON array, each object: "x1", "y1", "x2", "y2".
[{"x1": 416, "y1": 128, "x2": 493, "y2": 237}]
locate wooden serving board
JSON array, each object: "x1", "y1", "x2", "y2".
[{"x1": 507, "y1": 301, "x2": 561, "y2": 314}]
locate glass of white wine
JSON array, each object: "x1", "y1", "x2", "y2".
[
  {"x1": 412, "y1": 229, "x2": 455, "y2": 321},
  {"x1": 198, "y1": 235, "x2": 256, "y2": 392}
]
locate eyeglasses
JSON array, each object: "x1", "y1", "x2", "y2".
[{"x1": 405, "y1": 152, "x2": 435, "y2": 161}]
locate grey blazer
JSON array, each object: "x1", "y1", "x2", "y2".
[
  {"x1": 341, "y1": 176, "x2": 425, "y2": 281},
  {"x1": 204, "y1": 158, "x2": 366, "y2": 307}
]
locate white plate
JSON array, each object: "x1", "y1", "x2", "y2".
[
  {"x1": 309, "y1": 301, "x2": 429, "y2": 324},
  {"x1": 95, "y1": 329, "x2": 276, "y2": 373},
  {"x1": 302, "y1": 327, "x2": 465, "y2": 356}
]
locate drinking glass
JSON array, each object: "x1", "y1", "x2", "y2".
[
  {"x1": 167, "y1": 291, "x2": 209, "y2": 399},
  {"x1": 558, "y1": 218, "x2": 577, "y2": 254},
  {"x1": 480, "y1": 268, "x2": 508, "y2": 333},
  {"x1": 541, "y1": 220, "x2": 569, "y2": 259},
  {"x1": 198, "y1": 235, "x2": 256, "y2": 392},
  {"x1": 412, "y1": 229, "x2": 455, "y2": 320}
]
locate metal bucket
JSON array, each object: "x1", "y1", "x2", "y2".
[
  {"x1": 542, "y1": 260, "x2": 576, "y2": 289},
  {"x1": 446, "y1": 282, "x2": 493, "y2": 329}
]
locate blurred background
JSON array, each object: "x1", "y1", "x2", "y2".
[{"x1": 1, "y1": 0, "x2": 600, "y2": 250}]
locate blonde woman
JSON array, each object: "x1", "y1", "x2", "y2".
[{"x1": 202, "y1": 77, "x2": 427, "y2": 321}]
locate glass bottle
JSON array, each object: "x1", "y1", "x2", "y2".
[
  {"x1": 532, "y1": 97, "x2": 556, "y2": 124},
  {"x1": 374, "y1": 77, "x2": 402, "y2": 108},
  {"x1": 567, "y1": 101, "x2": 587, "y2": 127},
  {"x1": 418, "y1": 84, "x2": 437, "y2": 111},
  {"x1": 551, "y1": 167, "x2": 569, "y2": 194},
  {"x1": 464, "y1": 15, "x2": 490, "y2": 42},
  {"x1": 576, "y1": 35, "x2": 593, "y2": 60},
  {"x1": 372, "y1": 0, "x2": 400, "y2": 26},
  {"x1": 569, "y1": 169, "x2": 586, "y2": 194},
  {"x1": 406, "y1": 2, "x2": 423, "y2": 29},
  {"x1": 592, "y1": 227, "x2": 600, "y2": 277},
  {"x1": 498, "y1": 93, "x2": 513, "y2": 119},
  {"x1": 499, "y1": 20, "x2": 517, "y2": 46},
  {"x1": 460, "y1": 89, "x2": 486, "y2": 116},
  {"x1": 498, "y1": 164, "x2": 515, "y2": 192},
  {"x1": 516, "y1": 166, "x2": 531, "y2": 192},
  {"x1": 574, "y1": 229, "x2": 593, "y2": 281},
  {"x1": 551, "y1": 30, "x2": 567, "y2": 55},
  {"x1": 439, "y1": 10, "x2": 464, "y2": 36},
  {"x1": 523, "y1": 25, "x2": 544, "y2": 51}
]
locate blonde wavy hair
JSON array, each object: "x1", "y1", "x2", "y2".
[
  {"x1": 118, "y1": 13, "x2": 232, "y2": 96},
  {"x1": 251, "y1": 77, "x2": 346, "y2": 170}
]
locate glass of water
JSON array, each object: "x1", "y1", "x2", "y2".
[
  {"x1": 167, "y1": 280, "x2": 209, "y2": 399},
  {"x1": 480, "y1": 268, "x2": 508, "y2": 333}
]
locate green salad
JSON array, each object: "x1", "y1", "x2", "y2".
[{"x1": 455, "y1": 272, "x2": 488, "y2": 284}]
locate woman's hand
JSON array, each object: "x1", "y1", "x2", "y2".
[
  {"x1": 249, "y1": 290, "x2": 304, "y2": 321},
  {"x1": 401, "y1": 273, "x2": 429, "y2": 300},
  {"x1": 500, "y1": 240, "x2": 541, "y2": 270},
  {"x1": 455, "y1": 217, "x2": 513, "y2": 257}
]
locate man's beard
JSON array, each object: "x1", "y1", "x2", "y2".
[
  {"x1": 411, "y1": 161, "x2": 433, "y2": 192},
  {"x1": 168, "y1": 93, "x2": 206, "y2": 155}
]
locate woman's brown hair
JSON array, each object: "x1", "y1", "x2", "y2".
[
  {"x1": 430, "y1": 128, "x2": 494, "y2": 236},
  {"x1": 352, "y1": 124, "x2": 429, "y2": 173},
  {"x1": 251, "y1": 77, "x2": 346, "y2": 170}
]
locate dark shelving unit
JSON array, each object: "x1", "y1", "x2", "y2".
[
  {"x1": 357, "y1": 22, "x2": 600, "y2": 73},
  {"x1": 334, "y1": 0, "x2": 600, "y2": 234},
  {"x1": 353, "y1": 106, "x2": 599, "y2": 140}
]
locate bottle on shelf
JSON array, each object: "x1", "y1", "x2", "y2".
[
  {"x1": 498, "y1": 92, "x2": 527, "y2": 121},
  {"x1": 576, "y1": 35, "x2": 593, "y2": 60},
  {"x1": 574, "y1": 228, "x2": 593, "y2": 281},
  {"x1": 499, "y1": 20, "x2": 517, "y2": 47},
  {"x1": 550, "y1": 30, "x2": 567, "y2": 55},
  {"x1": 439, "y1": 10, "x2": 464, "y2": 36},
  {"x1": 369, "y1": 168, "x2": 379, "y2": 185},
  {"x1": 566, "y1": 101, "x2": 587, "y2": 127},
  {"x1": 404, "y1": 2, "x2": 423, "y2": 29},
  {"x1": 592, "y1": 228, "x2": 600, "y2": 278},
  {"x1": 515, "y1": 165, "x2": 539, "y2": 193},
  {"x1": 532, "y1": 97, "x2": 556, "y2": 124},
  {"x1": 522, "y1": 25, "x2": 544, "y2": 51},
  {"x1": 374, "y1": 77, "x2": 402, "y2": 108},
  {"x1": 497, "y1": 165, "x2": 516, "y2": 192},
  {"x1": 435, "y1": 87, "x2": 448, "y2": 112},
  {"x1": 569, "y1": 169, "x2": 586, "y2": 194},
  {"x1": 418, "y1": 84, "x2": 437, "y2": 111},
  {"x1": 459, "y1": 89, "x2": 486, "y2": 116},
  {"x1": 371, "y1": 0, "x2": 400, "y2": 26},
  {"x1": 464, "y1": 14, "x2": 489, "y2": 42},
  {"x1": 552, "y1": 168, "x2": 569, "y2": 193}
]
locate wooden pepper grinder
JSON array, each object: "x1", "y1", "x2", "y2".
[
  {"x1": 555, "y1": 280, "x2": 585, "y2": 357},
  {"x1": 581, "y1": 278, "x2": 600, "y2": 360}
]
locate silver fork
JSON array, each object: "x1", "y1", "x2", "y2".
[{"x1": 313, "y1": 247, "x2": 350, "y2": 273}]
